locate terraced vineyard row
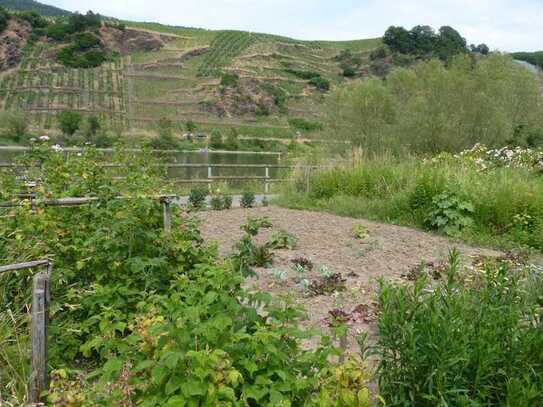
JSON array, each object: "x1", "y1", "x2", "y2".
[
  {"x1": 0, "y1": 45, "x2": 128, "y2": 130},
  {"x1": 198, "y1": 31, "x2": 257, "y2": 76}
]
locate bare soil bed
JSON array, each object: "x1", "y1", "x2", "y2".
[{"x1": 196, "y1": 206, "x2": 500, "y2": 352}]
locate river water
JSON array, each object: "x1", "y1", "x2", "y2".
[{"x1": 0, "y1": 147, "x2": 284, "y2": 183}]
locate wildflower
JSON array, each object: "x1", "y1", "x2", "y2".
[
  {"x1": 39, "y1": 135, "x2": 50, "y2": 141},
  {"x1": 77, "y1": 152, "x2": 83, "y2": 157},
  {"x1": 51, "y1": 144, "x2": 63, "y2": 152},
  {"x1": 29, "y1": 137, "x2": 37, "y2": 142}
]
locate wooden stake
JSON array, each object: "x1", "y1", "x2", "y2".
[
  {"x1": 163, "y1": 199, "x2": 172, "y2": 236},
  {"x1": 29, "y1": 267, "x2": 50, "y2": 404}
]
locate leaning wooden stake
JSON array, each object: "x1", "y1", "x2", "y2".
[{"x1": 29, "y1": 265, "x2": 51, "y2": 404}]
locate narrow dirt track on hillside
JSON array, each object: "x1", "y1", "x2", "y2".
[{"x1": 196, "y1": 207, "x2": 500, "y2": 352}]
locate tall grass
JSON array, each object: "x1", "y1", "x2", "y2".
[
  {"x1": 278, "y1": 156, "x2": 543, "y2": 251},
  {"x1": 0, "y1": 308, "x2": 29, "y2": 405},
  {"x1": 376, "y1": 250, "x2": 543, "y2": 406}
]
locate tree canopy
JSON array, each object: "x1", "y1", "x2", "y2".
[{"x1": 383, "y1": 25, "x2": 468, "y2": 61}]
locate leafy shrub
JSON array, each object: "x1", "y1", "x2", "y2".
[
  {"x1": 16, "y1": 11, "x2": 48, "y2": 28},
  {"x1": 370, "y1": 46, "x2": 389, "y2": 60},
  {"x1": 309, "y1": 76, "x2": 330, "y2": 91},
  {"x1": 425, "y1": 191, "x2": 474, "y2": 235},
  {"x1": 220, "y1": 72, "x2": 239, "y2": 87},
  {"x1": 288, "y1": 117, "x2": 324, "y2": 132},
  {"x1": 209, "y1": 130, "x2": 223, "y2": 149},
  {"x1": 222, "y1": 194, "x2": 233, "y2": 209},
  {"x1": 342, "y1": 66, "x2": 357, "y2": 77},
  {"x1": 268, "y1": 230, "x2": 297, "y2": 249},
  {"x1": 252, "y1": 245, "x2": 274, "y2": 267},
  {"x1": 188, "y1": 187, "x2": 208, "y2": 210},
  {"x1": 0, "y1": 111, "x2": 28, "y2": 142},
  {"x1": 210, "y1": 195, "x2": 224, "y2": 210},
  {"x1": 284, "y1": 68, "x2": 321, "y2": 80},
  {"x1": 241, "y1": 216, "x2": 272, "y2": 236},
  {"x1": 58, "y1": 111, "x2": 82, "y2": 135},
  {"x1": 377, "y1": 250, "x2": 543, "y2": 405},
  {"x1": 241, "y1": 191, "x2": 255, "y2": 208}
]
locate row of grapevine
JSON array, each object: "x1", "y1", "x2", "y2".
[
  {"x1": 198, "y1": 31, "x2": 257, "y2": 76},
  {"x1": 0, "y1": 45, "x2": 128, "y2": 129}
]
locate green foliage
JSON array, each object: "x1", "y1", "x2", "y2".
[
  {"x1": 0, "y1": 6, "x2": 8, "y2": 32},
  {"x1": 210, "y1": 193, "x2": 232, "y2": 210},
  {"x1": 511, "y1": 51, "x2": 543, "y2": 68},
  {"x1": 383, "y1": 24, "x2": 467, "y2": 61},
  {"x1": 58, "y1": 111, "x2": 82, "y2": 135},
  {"x1": 220, "y1": 72, "x2": 239, "y2": 87},
  {"x1": 327, "y1": 55, "x2": 543, "y2": 154},
  {"x1": 199, "y1": 31, "x2": 256, "y2": 77},
  {"x1": 231, "y1": 217, "x2": 274, "y2": 276},
  {"x1": 282, "y1": 154, "x2": 543, "y2": 252},
  {"x1": 284, "y1": 68, "x2": 321, "y2": 80},
  {"x1": 224, "y1": 128, "x2": 239, "y2": 150},
  {"x1": 185, "y1": 120, "x2": 197, "y2": 133},
  {"x1": 209, "y1": 129, "x2": 223, "y2": 149},
  {"x1": 425, "y1": 191, "x2": 474, "y2": 235},
  {"x1": 342, "y1": 66, "x2": 357, "y2": 77},
  {"x1": 268, "y1": 230, "x2": 297, "y2": 249},
  {"x1": 240, "y1": 190, "x2": 256, "y2": 208},
  {"x1": 16, "y1": 10, "x2": 47, "y2": 28},
  {"x1": 241, "y1": 216, "x2": 272, "y2": 236},
  {"x1": 352, "y1": 224, "x2": 369, "y2": 240},
  {"x1": 260, "y1": 83, "x2": 288, "y2": 112},
  {"x1": 308, "y1": 76, "x2": 330, "y2": 91},
  {"x1": 288, "y1": 117, "x2": 323, "y2": 132},
  {"x1": 188, "y1": 186, "x2": 208, "y2": 210},
  {"x1": 255, "y1": 104, "x2": 270, "y2": 117},
  {"x1": 0, "y1": 111, "x2": 28, "y2": 142},
  {"x1": 0, "y1": 147, "x2": 348, "y2": 405},
  {"x1": 377, "y1": 250, "x2": 543, "y2": 405}
]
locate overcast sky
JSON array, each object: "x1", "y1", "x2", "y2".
[{"x1": 45, "y1": 0, "x2": 542, "y2": 51}]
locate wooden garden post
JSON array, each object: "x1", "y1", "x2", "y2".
[
  {"x1": 264, "y1": 166, "x2": 270, "y2": 194},
  {"x1": 29, "y1": 263, "x2": 51, "y2": 405},
  {"x1": 207, "y1": 166, "x2": 213, "y2": 192},
  {"x1": 162, "y1": 197, "x2": 173, "y2": 236}
]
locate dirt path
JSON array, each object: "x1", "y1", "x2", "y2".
[{"x1": 197, "y1": 206, "x2": 500, "y2": 352}]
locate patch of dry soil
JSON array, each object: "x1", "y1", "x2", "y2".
[
  {"x1": 0, "y1": 18, "x2": 31, "y2": 71},
  {"x1": 197, "y1": 207, "x2": 500, "y2": 352}
]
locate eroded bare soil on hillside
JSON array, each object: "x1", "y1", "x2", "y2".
[{"x1": 196, "y1": 207, "x2": 500, "y2": 352}]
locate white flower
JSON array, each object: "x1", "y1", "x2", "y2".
[
  {"x1": 29, "y1": 137, "x2": 37, "y2": 142},
  {"x1": 51, "y1": 144, "x2": 63, "y2": 152},
  {"x1": 39, "y1": 135, "x2": 50, "y2": 141},
  {"x1": 77, "y1": 152, "x2": 82, "y2": 157}
]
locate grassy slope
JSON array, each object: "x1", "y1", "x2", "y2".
[{"x1": 0, "y1": 15, "x2": 381, "y2": 140}]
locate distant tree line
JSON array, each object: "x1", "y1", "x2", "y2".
[
  {"x1": 383, "y1": 25, "x2": 480, "y2": 61},
  {"x1": 511, "y1": 51, "x2": 543, "y2": 68}
]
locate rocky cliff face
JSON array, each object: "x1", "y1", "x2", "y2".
[{"x1": 0, "y1": 18, "x2": 31, "y2": 70}]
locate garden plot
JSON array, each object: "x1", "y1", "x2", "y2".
[{"x1": 197, "y1": 206, "x2": 500, "y2": 351}]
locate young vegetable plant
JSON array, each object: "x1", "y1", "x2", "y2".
[{"x1": 268, "y1": 230, "x2": 297, "y2": 249}]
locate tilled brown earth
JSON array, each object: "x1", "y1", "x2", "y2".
[{"x1": 196, "y1": 206, "x2": 500, "y2": 352}]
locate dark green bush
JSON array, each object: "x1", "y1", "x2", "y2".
[
  {"x1": 309, "y1": 77, "x2": 330, "y2": 91},
  {"x1": 241, "y1": 191, "x2": 256, "y2": 208},
  {"x1": 285, "y1": 68, "x2": 321, "y2": 80},
  {"x1": 288, "y1": 117, "x2": 324, "y2": 132},
  {"x1": 342, "y1": 66, "x2": 357, "y2": 77},
  {"x1": 0, "y1": 7, "x2": 9, "y2": 33},
  {"x1": 188, "y1": 187, "x2": 208, "y2": 210},
  {"x1": 220, "y1": 72, "x2": 239, "y2": 87},
  {"x1": 58, "y1": 111, "x2": 82, "y2": 135},
  {"x1": 16, "y1": 11, "x2": 48, "y2": 28}
]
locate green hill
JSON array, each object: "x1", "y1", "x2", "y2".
[
  {"x1": 0, "y1": 12, "x2": 382, "y2": 141},
  {"x1": 0, "y1": 0, "x2": 71, "y2": 16}
]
